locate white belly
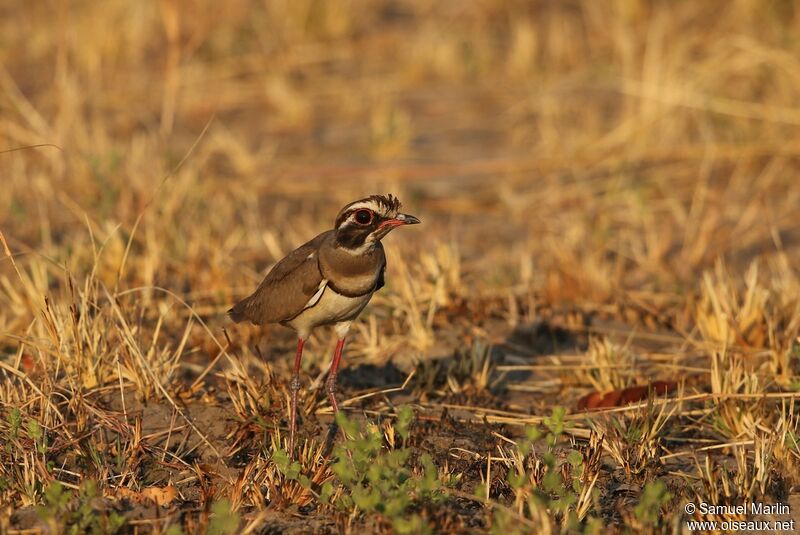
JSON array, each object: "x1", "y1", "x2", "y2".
[{"x1": 285, "y1": 285, "x2": 372, "y2": 338}]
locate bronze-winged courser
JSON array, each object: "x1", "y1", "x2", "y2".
[{"x1": 228, "y1": 194, "x2": 420, "y2": 455}]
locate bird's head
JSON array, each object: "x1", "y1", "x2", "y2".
[{"x1": 333, "y1": 194, "x2": 420, "y2": 253}]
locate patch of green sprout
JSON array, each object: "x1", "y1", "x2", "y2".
[
  {"x1": 633, "y1": 480, "x2": 672, "y2": 528},
  {"x1": 501, "y1": 406, "x2": 601, "y2": 532},
  {"x1": 270, "y1": 407, "x2": 448, "y2": 534},
  {"x1": 206, "y1": 499, "x2": 240, "y2": 535},
  {"x1": 35, "y1": 481, "x2": 126, "y2": 535}
]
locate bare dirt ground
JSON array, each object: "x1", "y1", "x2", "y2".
[{"x1": 2, "y1": 1, "x2": 800, "y2": 533}]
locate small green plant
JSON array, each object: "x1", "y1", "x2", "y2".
[
  {"x1": 327, "y1": 410, "x2": 446, "y2": 534},
  {"x1": 267, "y1": 434, "x2": 335, "y2": 508},
  {"x1": 591, "y1": 397, "x2": 674, "y2": 478},
  {"x1": 633, "y1": 480, "x2": 672, "y2": 527},
  {"x1": 1, "y1": 408, "x2": 54, "y2": 505},
  {"x1": 27, "y1": 419, "x2": 47, "y2": 453},
  {"x1": 35, "y1": 481, "x2": 125, "y2": 535},
  {"x1": 544, "y1": 406, "x2": 566, "y2": 446},
  {"x1": 206, "y1": 499, "x2": 240, "y2": 535},
  {"x1": 502, "y1": 407, "x2": 601, "y2": 532},
  {"x1": 6, "y1": 408, "x2": 22, "y2": 445},
  {"x1": 271, "y1": 448, "x2": 312, "y2": 490},
  {"x1": 396, "y1": 405, "x2": 414, "y2": 445},
  {"x1": 163, "y1": 525, "x2": 186, "y2": 535},
  {"x1": 267, "y1": 406, "x2": 445, "y2": 531}
]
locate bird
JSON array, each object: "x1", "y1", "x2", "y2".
[{"x1": 228, "y1": 194, "x2": 420, "y2": 455}]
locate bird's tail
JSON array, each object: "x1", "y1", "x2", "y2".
[{"x1": 227, "y1": 297, "x2": 250, "y2": 323}]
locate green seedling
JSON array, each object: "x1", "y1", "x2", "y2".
[
  {"x1": 206, "y1": 499, "x2": 240, "y2": 535},
  {"x1": 500, "y1": 407, "x2": 601, "y2": 532},
  {"x1": 328, "y1": 410, "x2": 445, "y2": 533},
  {"x1": 633, "y1": 480, "x2": 672, "y2": 528},
  {"x1": 35, "y1": 481, "x2": 125, "y2": 535}
]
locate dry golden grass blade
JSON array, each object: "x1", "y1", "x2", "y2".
[{"x1": 102, "y1": 286, "x2": 221, "y2": 459}]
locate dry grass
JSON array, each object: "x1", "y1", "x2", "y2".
[{"x1": 2, "y1": 0, "x2": 800, "y2": 532}]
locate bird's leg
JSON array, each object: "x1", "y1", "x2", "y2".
[
  {"x1": 325, "y1": 338, "x2": 346, "y2": 415},
  {"x1": 324, "y1": 322, "x2": 353, "y2": 455},
  {"x1": 288, "y1": 337, "x2": 305, "y2": 458}
]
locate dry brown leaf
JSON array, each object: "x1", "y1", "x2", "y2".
[
  {"x1": 577, "y1": 381, "x2": 677, "y2": 410},
  {"x1": 112, "y1": 485, "x2": 177, "y2": 506}
]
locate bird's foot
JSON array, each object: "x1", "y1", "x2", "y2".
[
  {"x1": 325, "y1": 376, "x2": 351, "y2": 450},
  {"x1": 325, "y1": 376, "x2": 340, "y2": 414}
]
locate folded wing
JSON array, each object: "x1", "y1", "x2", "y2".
[{"x1": 228, "y1": 231, "x2": 331, "y2": 325}]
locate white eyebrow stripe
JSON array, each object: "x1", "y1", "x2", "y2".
[{"x1": 345, "y1": 201, "x2": 383, "y2": 213}]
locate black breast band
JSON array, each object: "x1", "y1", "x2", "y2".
[{"x1": 326, "y1": 279, "x2": 375, "y2": 298}]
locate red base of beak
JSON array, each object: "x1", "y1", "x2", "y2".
[
  {"x1": 378, "y1": 219, "x2": 407, "y2": 230},
  {"x1": 378, "y1": 213, "x2": 420, "y2": 229}
]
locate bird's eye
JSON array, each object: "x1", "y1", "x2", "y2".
[{"x1": 355, "y1": 209, "x2": 373, "y2": 224}]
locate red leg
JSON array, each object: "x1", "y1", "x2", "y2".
[
  {"x1": 288, "y1": 338, "x2": 305, "y2": 457},
  {"x1": 326, "y1": 338, "x2": 346, "y2": 415}
]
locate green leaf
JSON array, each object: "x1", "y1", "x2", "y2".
[
  {"x1": 332, "y1": 458, "x2": 355, "y2": 484},
  {"x1": 271, "y1": 448, "x2": 289, "y2": 471},
  {"x1": 80, "y1": 480, "x2": 98, "y2": 500},
  {"x1": 634, "y1": 480, "x2": 672, "y2": 526},
  {"x1": 320, "y1": 482, "x2": 334, "y2": 504},
  {"x1": 336, "y1": 493, "x2": 354, "y2": 510},
  {"x1": 544, "y1": 406, "x2": 566, "y2": 436},
  {"x1": 45, "y1": 482, "x2": 69, "y2": 509},
  {"x1": 352, "y1": 486, "x2": 381, "y2": 511},
  {"x1": 164, "y1": 524, "x2": 185, "y2": 535},
  {"x1": 507, "y1": 468, "x2": 525, "y2": 489},
  {"x1": 335, "y1": 412, "x2": 360, "y2": 437},
  {"x1": 396, "y1": 406, "x2": 414, "y2": 442},
  {"x1": 551, "y1": 492, "x2": 576, "y2": 511},
  {"x1": 393, "y1": 513, "x2": 431, "y2": 535},
  {"x1": 542, "y1": 470, "x2": 562, "y2": 494},
  {"x1": 7, "y1": 408, "x2": 21, "y2": 435},
  {"x1": 27, "y1": 419, "x2": 43, "y2": 442},
  {"x1": 284, "y1": 461, "x2": 301, "y2": 480},
  {"x1": 524, "y1": 425, "x2": 542, "y2": 442},
  {"x1": 384, "y1": 494, "x2": 410, "y2": 517},
  {"x1": 108, "y1": 512, "x2": 127, "y2": 533},
  {"x1": 207, "y1": 500, "x2": 240, "y2": 535},
  {"x1": 36, "y1": 482, "x2": 70, "y2": 523}
]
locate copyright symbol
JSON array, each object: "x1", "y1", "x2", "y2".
[{"x1": 684, "y1": 502, "x2": 696, "y2": 515}]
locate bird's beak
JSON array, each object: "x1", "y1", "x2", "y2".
[{"x1": 379, "y1": 213, "x2": 421, "y2": 229}]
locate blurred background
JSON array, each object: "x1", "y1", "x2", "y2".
[{"x1": 3, "y1": 0, "x2": 800, "y2": 308}]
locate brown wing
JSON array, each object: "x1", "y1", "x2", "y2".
[{"x1": 228, "y1": 231, "x2": 331, "y2": 325}]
